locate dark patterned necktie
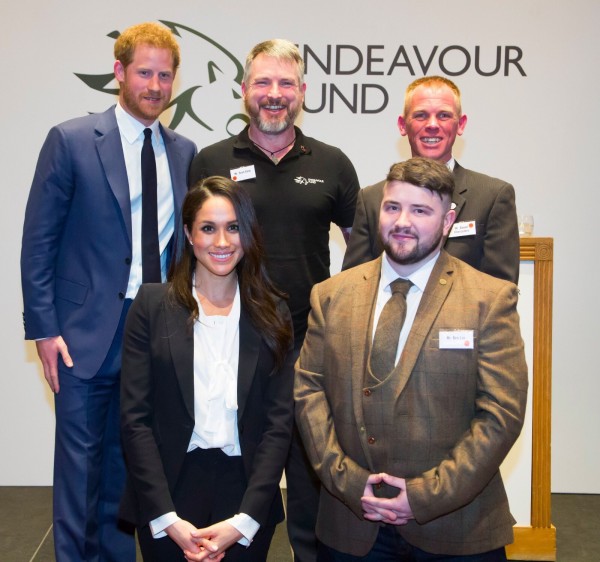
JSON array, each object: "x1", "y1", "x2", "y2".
[{"x1": 369, "y1": 278, "x2": 413, "y2": 378}]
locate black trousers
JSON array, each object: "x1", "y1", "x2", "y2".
[
  {"x1": 286, "y1": 345, "x2": 322, "y2": 562},
  {"x1": 137, "y1": 448, "x2": 275, "y2": 562},
  {"x1": 317, "y1": 526, "x2": 507, "y2": 562}
]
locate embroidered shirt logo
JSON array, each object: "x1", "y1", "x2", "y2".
[{"x1": 294, "y1": 176, "x2": 325, "y2": 186}]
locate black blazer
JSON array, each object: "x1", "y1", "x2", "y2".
[{"x1": 120, "y1": 283, "x2": 294, "y2": 529}]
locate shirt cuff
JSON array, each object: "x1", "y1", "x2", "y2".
[
  {"x1": 226, "y1": 513, "x2": 260, "y2": 546},
  {"x1": 150, "y1": 512, "x2": 180, "y2": 538}
]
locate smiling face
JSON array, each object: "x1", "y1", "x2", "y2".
[
  {"x1": 242, "y1": 54, "x2": 306, "y2": 135},
  {"x1": 379, "y1": 180, "x2": 455, "y2": 276},
  {"x1": 114, "y1": 44, "x2": 175, "y2": 126},
  {"x1": 398, "y1": 84, "x2": 467, "y2": 163},
  {"x1": 184, "y1": 195, "x2": 244, "y2": 284}
]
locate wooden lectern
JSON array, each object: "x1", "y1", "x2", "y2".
[{"x1": 506, "y1": 237, "x2": 555, "y2": 561}]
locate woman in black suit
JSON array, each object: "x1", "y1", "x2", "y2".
[{"x1": 120, "y1": 176, "x2": 294, "y2": 561}]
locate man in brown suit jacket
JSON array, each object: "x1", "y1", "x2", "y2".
[{"x1": 295, "y1": 157, "x2": 528, "y2": 561}]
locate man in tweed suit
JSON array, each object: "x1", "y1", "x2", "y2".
[
  {"x1": 295, "y1": 157, "x2": 527, "y2": 561},
  {"x1": 342, "y1": 76, "x2": 520, "y2": 284}
]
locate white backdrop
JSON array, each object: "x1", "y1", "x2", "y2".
[{"x1": 2, "y1": 0, "x2": 599, "y2": 496}]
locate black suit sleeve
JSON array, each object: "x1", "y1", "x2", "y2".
[
  {"x1": 342, "y1": 184, "x2": 384, "y2": 270},
  {"x1": 479, "y1": 181, "x2": 520, "y2": 284},
  {"x1": 342, "y1": 188, "x2": 370, "y2": 270},
  {"x1": 120, "y1": 286, "x2": 176, "y2": 524}
]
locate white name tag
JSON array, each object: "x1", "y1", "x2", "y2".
[
  {"x1": 439, "y1": 330, "x2": 474, "y2": 349},
  {"x1": 230, "y1": 165, "x2": 256, "y2": 182},
  {"x1": 448, "y1": 220, "x2": 476, "y2": 238}
]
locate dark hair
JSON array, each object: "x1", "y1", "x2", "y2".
[
  {"x1": 386, "y1": 157, "x2": 455, "y2": 200},
  {"x1": 168, "y1": 176, "x2": 292, "y2": 368}
]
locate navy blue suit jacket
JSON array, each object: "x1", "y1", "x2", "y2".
[{"x1": 21, "y1": 106, "x2": 196, "y2": 378}]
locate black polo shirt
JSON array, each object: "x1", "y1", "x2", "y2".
[{"x1": 190, "y1": 126, "x2": 360, "y2": 346}]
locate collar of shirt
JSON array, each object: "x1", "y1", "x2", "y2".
[
  {"x1": 446, "y1": 157, "x2": 455, "y2": 171},
  {"x1": 115, "y1": 102, "x2": 161, "y2": 145},
  {"x1": 115, "y1": 102, "x2": 160, "y2": 145},
  {"x1": 191, "y1": 274, "x2": 242, "y2": 329},
  {"x1": 373, "y1": 251, "x2": 441, "y2": 362},
  {"x1": 380, "y1": 250, "x2": 440, "y2": 296},
  {"x1": 235, "y1": 125, "x2": 311, "y2": 157}
]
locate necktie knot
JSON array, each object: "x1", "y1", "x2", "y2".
[
  {"x1": 390, "y1": 278, "x2": 412, "y2": 298},
  {"x1": 143, "y1": 128, "x2": 153, "y2": 142}
]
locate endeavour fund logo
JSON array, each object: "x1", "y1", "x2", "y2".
[
  {"x1": 76, "y1": 21, "x2": 528, "y2": 125},
  {"x1": 299, "y1": 43, "x2": 527, "y2": 115}
]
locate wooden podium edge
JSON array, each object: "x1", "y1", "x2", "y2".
[
  {"x1": 510, "y1": 238, "x2": 555, "y2": 561},
  {"x1": 506, "y1": 525, "x2": 556, "y2": 561}
]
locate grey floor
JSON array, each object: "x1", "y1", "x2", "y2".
[{"x1": 0, "y1": 488, "x2": 598, "y2": 561}]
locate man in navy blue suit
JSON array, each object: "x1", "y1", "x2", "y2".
[{"x1": 21, "y1": 22, "x2": 196, "y2": 561}]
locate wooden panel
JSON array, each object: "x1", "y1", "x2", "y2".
[{"x1": 508, "y1": 237, "x2": 555, "y2": 560}]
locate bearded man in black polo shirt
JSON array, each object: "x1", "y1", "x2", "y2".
[{"x1": 189, "y1": 38, "x2": 360, "y2": 562}]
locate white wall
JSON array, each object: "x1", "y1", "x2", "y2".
[{"x1": 2, "y1": 0, "x2": 598, "y2": 492}]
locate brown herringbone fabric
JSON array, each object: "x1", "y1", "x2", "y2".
[
  {"x1": 295, "y1": 254, "x2": 528, "y2": 556},
  {"x1": 369, "y1": 278, "x2": 412, "y2": 379}
]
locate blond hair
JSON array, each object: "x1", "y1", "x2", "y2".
[{"x1": 403, "y1": 76, "x2": 462, "y2": 117}]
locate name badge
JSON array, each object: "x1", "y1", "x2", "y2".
[
  {"x1": 448, "y1": 220, "x2": 476, "y2": 238},
  {"x1": 439, "y1": 330, "x2": 474, "y2": 349},
  {"x1": 230, "y1": 165, "x2": 256, "y2": 182}
]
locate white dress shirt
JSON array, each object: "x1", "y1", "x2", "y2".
[
  {"x1": 189, "y1": 283, "x2": 241, "y2": 454},
  {"x1": 114, "y1": 103, "x2": 174, "y2": 299}
]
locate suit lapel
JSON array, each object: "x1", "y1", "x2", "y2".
[
  {"x1": 394, "y1": 252, "x2": 455, "y2": 396},
  {"x1": 451, "y1": 162, "x2": 467, "y2": 221},
  {"x1": 95, "y1": 107, "x2": 132, "y2": 245},
  {"x1": 165, "y1": 298, "x2": 195, "y2": 421},
  {"x1": 237, "y1": 308, "x2": 261, "y2": 422},
  {"x1": 94, "y1": 115, "x2": 189, "y2": 252},
  {"x1": 163, "y1": 125, "x2": 190, "y2": 267},
  {"x1": 162, "y1": 124, "x2": 188, "y2": 212},
  {"x1": 165, "y1": 298, "x2": 261, "y2": 424}
]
